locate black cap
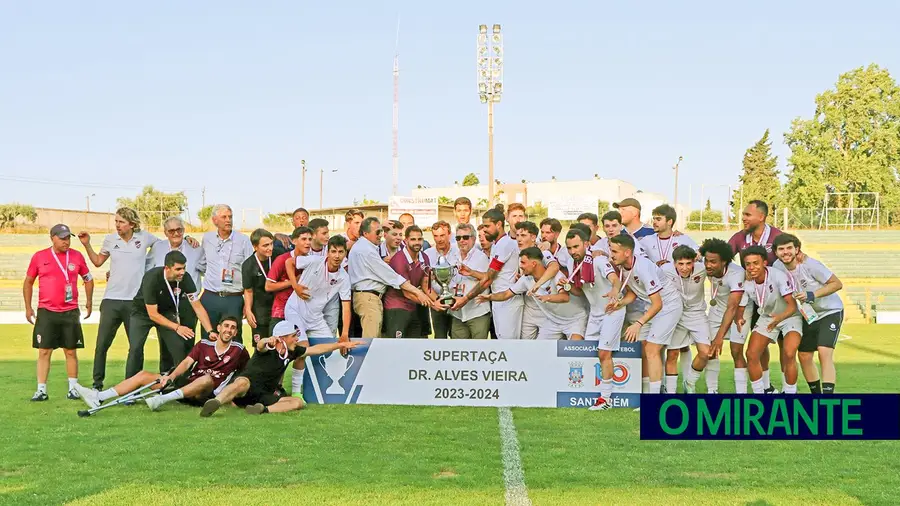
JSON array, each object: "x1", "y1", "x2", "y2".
[{"x1": 50, "y1": 224, "x2": 71, "y2": 239}]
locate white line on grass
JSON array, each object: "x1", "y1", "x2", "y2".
[
  {"x1": 839, "y1": 334, "x2": 853, "y2": 341},
  {"x1": 498, "y1": 407, "x2": 531, "y2": 506}
]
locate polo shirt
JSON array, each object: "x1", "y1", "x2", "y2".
[
  {"x1": 728, "y1": 224, "x2": 782, "y2": 266},
  {"x1": 133, "y1": 267, "x2": 199, "y2": 322},
  {"x1": 146, "y1": 239, "x2": 203, "y2": 294},
  {"x1": 267, "y1": 251, "x2": 299, "y2": 319},
  {"x1": 241, "y1": 254, "x2": 275, "y2": 320},
  {"x1": 383, "y1": 249, "x2": 430, "y2": 311},
  {"x1": 26, "y1": 248, "x2": 91, "y2": 312},
  {"x1": 100, "y1": 230, "x2": 160, "y2": 300}
]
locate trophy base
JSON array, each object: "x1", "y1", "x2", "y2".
[{"x1": 438, "y1": 297, "x2": 456, "y2": 307}]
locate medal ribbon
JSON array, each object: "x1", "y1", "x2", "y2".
[
  {"x1": 754, "y1": 269, "x2": 768, "y2": 308},
  {"x1": 165, "y1": 278, "x2": 181, "y2": 324}
]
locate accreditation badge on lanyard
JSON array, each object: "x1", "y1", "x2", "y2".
[{"x1": 52, "y1": 250, "x2": 74, "y2": 303}]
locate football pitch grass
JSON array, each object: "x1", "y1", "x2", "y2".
[{"x1": 1, "y1": 324, "x2": 899, "y2": 506}]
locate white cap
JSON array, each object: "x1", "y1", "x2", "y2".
[{"x1": 272, "y1": 321, "x2": 304, "y2": 338}]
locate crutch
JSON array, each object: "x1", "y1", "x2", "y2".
[{"x1": 77, "y1": 378, "x2": 162, "y2": 418}]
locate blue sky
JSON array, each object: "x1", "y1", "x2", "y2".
[{"x1": 2, "y1": 1, "x2": 899, "y2": 220}]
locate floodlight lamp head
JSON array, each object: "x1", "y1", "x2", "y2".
[
  {"x1": 479, "y1": 24, "x2": 488, "y2": 34},
  {"x1": 493, "y1": 24, "x2": 501, "y2": 34}
]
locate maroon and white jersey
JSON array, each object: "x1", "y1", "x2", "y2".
[{"x1": 187, "y1": 339, "x2": 250, "y2": 390}]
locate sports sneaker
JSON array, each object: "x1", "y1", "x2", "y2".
[
  {"x1": 245, "y1": 403, "x2": 266, "y2": 415},
  {"x1": 588, "y1": 397, "x2": 611, "y2": 411},
  {"x1": 764, "y1": 387, "x2": 779, "y2": 394},
  {"x1": 67, "y1": 388, "x2": 81, "y2": 400},
  {"x1": 200, "y1": 399, "x2": 221, "y2": 418},
  {"x1": 73, "y1": 384, "x2": 100, "y2": 409},
  {"x1": 683, "y1": 380, "x2": 696, "y2": 394},
  {"x1": 145, "y1": 395, "x2": 166, "y2": 412},
  {"x1": 31, "y1": 391, "x2": 49, "y2": 402}
]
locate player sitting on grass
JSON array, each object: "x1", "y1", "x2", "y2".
[
  {"x1": 74, "y1": 315, "x2": 249, "y2": 411},
  {"x1": 199, "y1": 321, "x2": 362, "y2": 417}
]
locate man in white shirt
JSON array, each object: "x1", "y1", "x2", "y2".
[
  {"x1": 424, "y1": 221, "x2": 459, "y2": 339},
  {"x1": 736, "y1": 246, "x2": 803, "y2": 394},
  {"x1": 640, "y1": 204, "x2": 699, "y2": 266},
  {"x1": 539, "y1": 218, "x2": 572, "y2": 273},
  {"x1": 606, "y1": 234, "x2": 682, "y2": 396},
  {"x1": 663, "y1": 246, "x2": 712, "y2": 394},
  {"x1": 576, "y1": 212, "x2": 601, "y2": 251},
  {"x1": 197, "y1": 204, "x2": 254, "y2": 343},
  {"x1": 448, "y1": 224, "x2": 491, "y2": 338},
  {"x1": 284, "y1": 235, "x2": 352, "y2": 396},
  {"x1": 699, "y1": 238, "x2": 746, "y2": 394},
  {"x1": 451, "y1": 208, "x2": 523, "y2": 339},
  {"x1": 307, "y1": 218, "x2": 330, "y2": 257},
  {"x1": 772, "y1": 234, "x2": 844, "y2": 394},
  {"x1": 348, "y1": 217, "x2": 432, "y2": 338}
]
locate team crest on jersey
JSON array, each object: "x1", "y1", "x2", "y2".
[
  {"x1": 650, "y1": 280, "x2": 656, "y2": 287},
  {"x1": 135, "y1": 240, "x2": 142, "y2": 249},
  {"x1": 568, "y1": 362, "x2": 584, "y2": 388},
  {"x1": 68, "y1": 263, "x2": 76, "y2": 271},
  {"x1": 693, "y1": 275, "x2": 701, "y2": 283},
  {"x1": 330, "y1": 278, "x2": 338, "y2": 285},
  {"x1": 36, "y1": 334, "x2": 41, "y2": 344},
  {"x1": 223, "y1": 355, "x2": 231, "y2": 363},
  {"x1": 737, "y1": 282, "x2": 743, "y2": 288},
  {"x1": 830, "y1": 323, "x2": 837, "y2": 331},
  {"x1": 769, "y1": 284, "x2": 774, "y2": 292}
]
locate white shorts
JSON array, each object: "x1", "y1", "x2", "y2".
[
  {"x1": 708, "y1": 318, "x2": 748, "y2": 345},
  {"x1": 586, "y1": 308, "x2": 626, "y2": 351},
  {"x1": 491, "y1": 297, "x2": 524, "y2": 340},
  {"x1": 521, "y1": 317, "x2": 539, "y2": 340},
  {"x1": 304, "y1": 320, "x2": 334, "y2": 338},
  {"x1": 670, "y1": 311, "x2": 711, "y2": 349},
  {"x1": 538, "y1": 316, "x2": 587, "y2": 340},
  {"x1": 644, "y1": 304, "x2": 683, "y2": 346},
  {"x1": 753, "y1": 315, "x2": 803, "y2": 342},
  {"x1": 625, "y1": 310, "x2": 651, "y2": 341},
  {"x1": 283, "y1": 311, "x2": 333, "y2": 339}
]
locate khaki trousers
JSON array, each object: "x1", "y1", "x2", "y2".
[
  {"x1": 450, "y1": 313, "x2": 492, "y2": 339},
  {"x1": 353, "y1": 292, "x2": 384, "y2": 338}
]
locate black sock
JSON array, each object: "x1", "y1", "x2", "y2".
[
  {"x1": 263, "y1": 406, "x2": 269, "y2": 414},
  {"x1": 822, "y1": 383, "x2": 835, "y2": 394},
  {"x1": 808, "y1": 380, "x2": 822, "y2": 394}
]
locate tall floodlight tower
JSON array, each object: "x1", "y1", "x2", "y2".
[
  {"x1": 392, "y1": 21, "x2": 400, "y2": 197},
  {"x1": 477, "y1": 24, "x2": 503, "y2": 205}
]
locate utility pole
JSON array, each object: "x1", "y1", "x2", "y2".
[
  {"x1": 201, "y1": 186, "x2": 206, "y2": 208},
  {"x1": 301, "y1": 159, "x2": 307, "y2": 207},
  {"x1": 673, "y1": 156, "x2": 683, "y2": 228},
  {"x1": 392, "y1": 18, "x2": 400, "y2": 197}
]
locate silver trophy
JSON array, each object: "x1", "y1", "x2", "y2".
[{"x1": 432, "y1": 255, "x2": 458, "y2": 305}]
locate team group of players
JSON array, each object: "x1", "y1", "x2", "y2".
[{"x1": 23, "y1": 196, "x2": 844, "y2": 415}]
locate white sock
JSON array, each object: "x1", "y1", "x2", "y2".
[
  {"x1": 680, "y1": 349, "x2": 693, "y2": 380},
  {"x1": 648, "y1": 380, "x2": 662, "y2": 394},
  {"x1": 157, "y1": 388, "x2": 185, "y2": 405},
  {"x1": 783, "y1": 382, "x2": 797, "y2": 394},
  {"x1": 600, "y1": 379, "x2": 612, "y2": 400},
  {"x1": 686, "y1": 367, "x2": 701, "y2": 388},
  {"x1": 291, "y1": 368, "x2": 305, "y2": 395},
  {"x1": 705, "y1": 358, "x2": 720, "y2": 391},
  {"x1": 734, "y1": 368, "x2": 748, "y2": 394},
  {"x1": 751, "y1": 378, "x2": 765, "y2": 394},
  {"x1": 98, "y1": 388, "x2": 118, "y2": 402},
  {"x1": 37, "y1": 383, "x2": 47, "y2": 393},
  {"x1": 762, "y1": 370, "x2": 771, "y2": 389},
  {"x1": 782, "y1": 372, "x2": 788, "y2": 389},
  {"x1": 641, "y1": 377, "x2": 650, "y2": 393},
  {"x1": 68, "y1": 378, "x2": 78, "y2": 390},
  {"x1": 665, "y1": 375, "x2": 678, "y2": 394}
]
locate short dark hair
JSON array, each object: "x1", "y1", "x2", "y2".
[
  {"x1": 453, "y1": 197, "x2": 472, "y2": 209},
  {"x1": 482, "y1": 208, "x2": 505, "y2": 225},
  {"x1": 565, "y1": 229, "x2": 589, "y2": 243},
  {"x1": 291, "y1": 226, "x2": 312, "y2": 239},
  {"x1": 577, "y1": 212, "x2": 598, "y2": 225},
  {"x1": 672, "y1": 245, "x2": 696, "y2": 262},
  {"x1": 345, "y1": 209, "x2": 364, "y2": 221},
  {"x1": 748, "y1": 200, "x2": 769, "y2": 217},
  {"x1": 514, "y1": 221, "x2": 539, "y2": 237},
  {"x1": 327, "y1": 234, "x2": 348, "y2": 252},
  {"x1": 164, "y1": 250, "x2": 187, "y2": 267},
  {"x1": 218, "y1": 315, "x2": 240, "y2": 327},
  {"x1": 519, "y1": 246, "x2": 544, "y2": 261},
  {"x1": 540, "y1": 217, "x2": 562, "y2": 233},
  {"x1": 383, "y1": 220, "x2": 403, "y2": 232},
  {"x1": 699, "y1": 238, "x2": 734, "y2": 263},
  {"x1": 250, "y1": 228, "x2": 274, "y2": 247},
  {"x1": 569, "y1": 223, "x2": 592, "y2": 237},
  {"x1": 740, "y1": 245, "x2": 768, "y2": 266},
  {"x1": 773, "y1": 233, "x2": 801, "y2": 250},
  {"x1": 405, "y1": 225, "x2": 423, "y2": 239},
  {"x1": 601, "y1": 210, "x2": 622, "y2": 224},
  {"x1": 361, "y1": 217, "x2": 381, "y2": 234},
  {"x1": 652, "y1": 204, "x2": 677, "y2": 225},
  {"x1": 293, "y1": 207, "x2": 309, "y2": 217},
  {"x1": 308, "y1": 218, "x2": 329, "y2": 233},
  {"x1": 609, "y1": 233, "x2": 635, "y2": 251}
]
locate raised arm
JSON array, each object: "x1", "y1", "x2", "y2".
[{"x1": 77, "y1": 232, "x2": 109, "y2": 267}]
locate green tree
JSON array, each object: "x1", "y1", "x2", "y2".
[
  {"x1": 462, "y1": 173, "x2": 480, "y2": 186},
  {"x1": 353, "y1": 195, "x2": 381, "y2": 206},
  {"x1": 784, "y1": 64, "x2": 900, "y2": 225},
  {"x1": 197, "y1": 205, "x2": 214, "y2": 223},
  {"x1": 438, "y1": 196, "x2": 454, "y2": 206},
  {"x1": 0, "y1": 203, "x2": 37, "y2": 228},
  {"x1": 731, "y1": 129, "x2": 780, "y2": 222},
  {"x1": 117, "y1": 186, "x2": 188, "y2": 229},
  {"x1": 705, "y1": 198, "x2": 712, "y2": 211},
  {"x1": 476, "y1": 198, "x2": 489, "y2": 209},
  {"x1": 687, "y1": 209, "x2": 724, "y2": 231},
  {"x1": 597, "y1": 200, "x2": 611, "y2": 214},
  {"x1": 526, "y1": 202, "x2": 548, "y2": 222},
  {"x1": 263, "y1": 213, "x2": 291, "y2": 228}
]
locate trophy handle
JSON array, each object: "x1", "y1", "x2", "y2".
[
  {"x1": 345, "y1": 355, "x2": 355, "y2": 371},
  {"x1": 318, "y1": 355, "x2": 326, "y2": 370}
]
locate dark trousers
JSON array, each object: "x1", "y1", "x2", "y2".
[
  {"x1": 384, "y1": 308, "x2": 424, "y2": 338},
  {"x1": 430, "y1": 308, "x2": 452, "y2": 339},
  {"x1": 126, "y1": 312, "x2": 194, "y2": 379},
  {"x1": 92, "y1": 299, "x2": 132, "y2": 389},
  {"x1": 417, "y1": 304, "x2": 432, "y2": 336},
  {"x1": 199, "y1": 291, "x2": 244, "y2": 343}
]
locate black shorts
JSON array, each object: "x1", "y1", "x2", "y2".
[
  {"x1": 233, "y1": 377, "x2": 286, "y2": 407},
  {"x1": 800, "y1": 311, "x2": 843, "y2": 352},
  {"x1": 383, "y1": 308, "x2": 423, "y2": 338},
  {"x1": 32, "y1": 308, "x2": 84, "y2": 349}
]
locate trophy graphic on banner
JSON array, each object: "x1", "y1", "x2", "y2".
[
  {"x1": 432, "y1": 256, "x2": 457, "y2": 306},
  {"x1": 319, "y1": 350, "x2": 355, "y2": 395}
]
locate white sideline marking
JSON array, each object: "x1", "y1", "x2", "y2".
[
  {"x1": 498, "y1": 407, "x2": 531, "y2": 506},
  {"x1": 839, "y1": 334, "x2": 852, "y2": 341}
]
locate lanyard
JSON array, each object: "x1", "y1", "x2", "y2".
[
  {"x1": 217, "y1": 233, "x2": 234, "y2": 267},
  {"x1": 164, "y1": 276, "x2": 181, "y2": 324},
  {"x1": 656, "y1": 236, "x2": 673, "y2": 262},
  {"x1": 51, "y1": 250, "x2": 71, "y2": 284},
  {"x1": 255, "y1": 254, "x2": 274, "y2": 282},
  {"x1": 566, "y1": 257, "x2": 586, "y2": 284},
  {"x1": 266, "y1": 338, "x2": 290, "y2": 361},
  {"x1": 618, "y1": 258, "x2": 635, "y2": 298},
  {"x1": 754, "y1": 270, "x2": 768, "y2": 308},
  {"x1": 746, "y1": 225, "x2": 771, "y2": 247}
]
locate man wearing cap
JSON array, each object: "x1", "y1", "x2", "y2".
[
  {"x1": 24, "y1": 224, "x2": 94, "y2": 401},
  {"x1": 613, "y1": 198, "x2": 655, "y2": 239}
]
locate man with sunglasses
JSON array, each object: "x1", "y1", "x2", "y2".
[{"x1": 448, "y1": 224, "x2": 491, "y2": 338}]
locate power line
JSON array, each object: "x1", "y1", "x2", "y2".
[{"x1": 0, "y1": 174, "x2": 202, "y2": 192}]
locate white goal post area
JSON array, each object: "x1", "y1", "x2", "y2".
[{"x1": 819, "y1": 192, "x2": 880, "y2": 230}]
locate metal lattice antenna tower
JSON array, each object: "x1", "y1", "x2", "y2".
[{"x1": 392, "y1": 18, "x2": 400, "y2": 197}]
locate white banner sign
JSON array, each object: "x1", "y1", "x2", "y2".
[
  {"x1": 303, "y1": 338, "x2": 641, "y2": 409},
  {"x1": 388, "y1": 196, "x2": 438, "y2": 226},
  {"x1": 547, "y1": 195, "x2": 598, "y2": 221}
]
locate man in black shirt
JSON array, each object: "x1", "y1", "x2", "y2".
[
  {"x1": 241, "y1": 229, "x2": 276, "y2": 345},
  {"x1": 127, "y1": 251, "x2": 217, "y2": 379},
  {"x1": 199, "y1": 321, "x2": 362, "y2": 416}
]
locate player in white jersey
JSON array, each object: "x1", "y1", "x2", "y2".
[
  {"x1": 283, "y1": 235, "x2": 351, "y2": 396},
  {"x1": 539, "y1": 218, "x2": 573, "y2": 273},
  {"x1": 663, "y1": 246, "x2": 712, "y2": 393},
  {"x1": 562, "y1": 229, "x2": 624, "y2": 410},
  {"x1": 772, "y1": 234, "x2": 844, "y2": 394},
  {"x1": 591, "y1": 211, "x2": 647, "y2": 259},
  {"x1": 736, "y1": 246, "x2": 803, "y2": 394},
  {"x1": 605, "y1": 234, "x2": 682, "y2": 396},
  {"x1": 307, "y1": 218, "x2": 330, "y2": 258},
  {"x1": 452, "y1": 208, "x2": 523, "y2": 339},
  {"x1": 699, "y1": 238, "x2": 747, "y2": 394}
]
